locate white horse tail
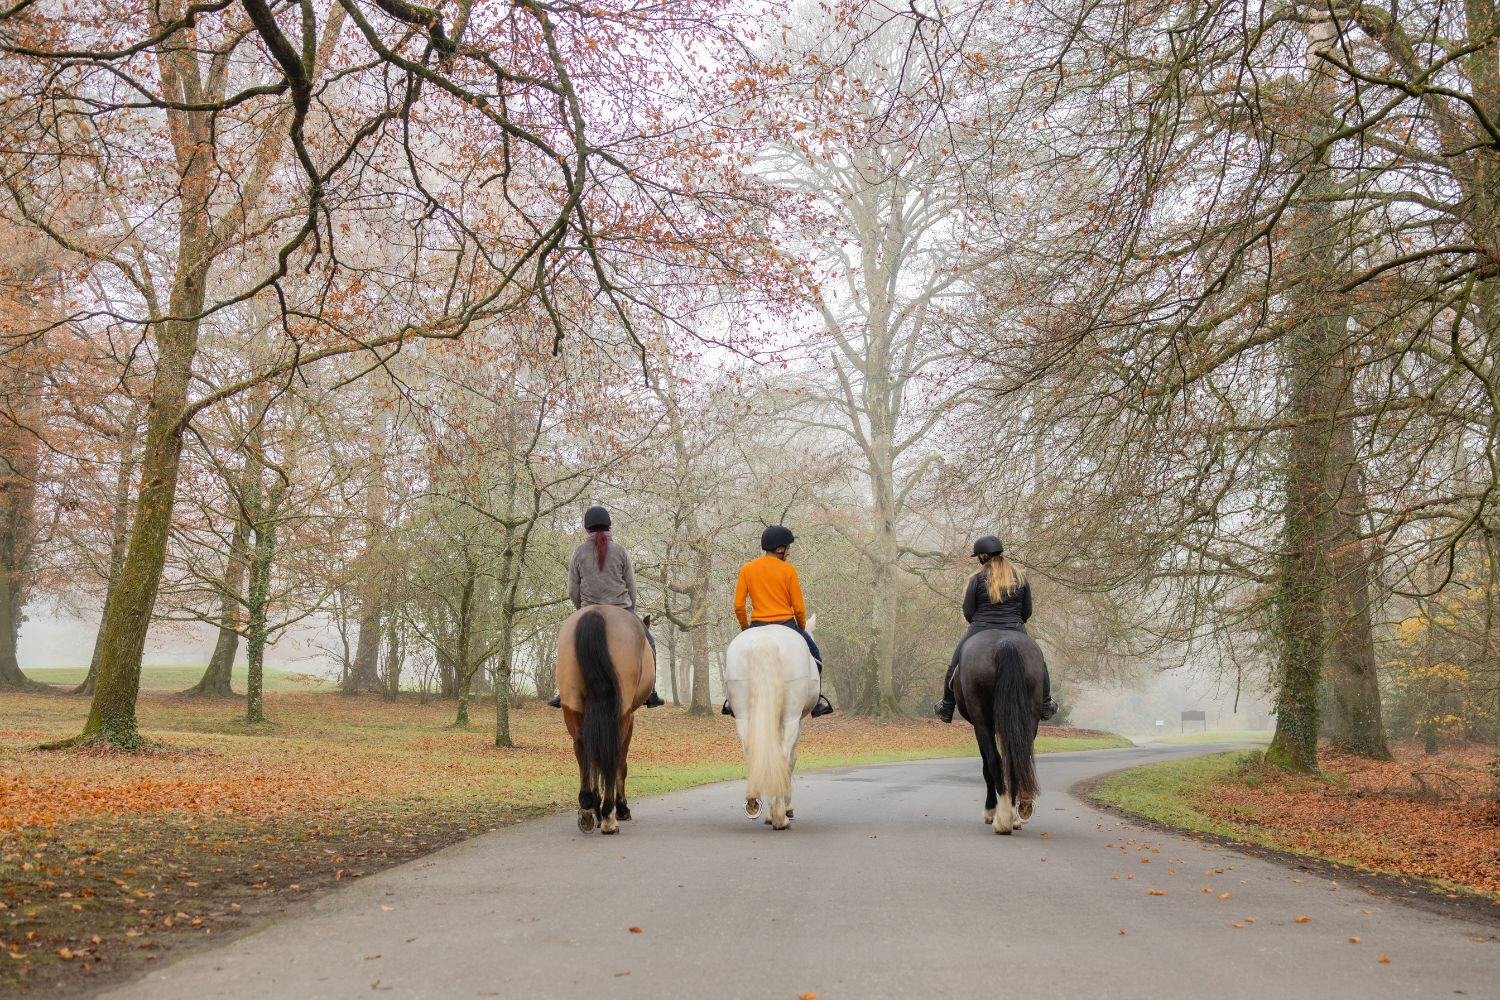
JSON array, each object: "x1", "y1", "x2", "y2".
[{"x1": 744, "y1": 643, "x2": 790, "y2": 804}]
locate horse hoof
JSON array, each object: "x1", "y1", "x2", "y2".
[
  {"x1": 772, "y1": 820, "x2": 790, "y2": 831},
  {"x1": 578, "y1": 810, "x2": 595, "y2": 833},
  {"x1": 1018, "y1": 800, "x2": 1034, "y2": 821},
  {"x1": 601, "y1": 819, "x2": 619, "y2": 835},
  {"x1": 745, "y1": 798, "x2": 760, "y2": 818},
  {"x1": 983, "y1": 809, "x2": 996, "y2": 825},
  {"x1": 617, "y1": 807, "x2": 632, "y2": 821},
  {"x1": 993, "y1": 824, "x2": 1013, "y2": 836},
  {"x1": 785, "y1": 808, "x2": 793, "y2": 819}
]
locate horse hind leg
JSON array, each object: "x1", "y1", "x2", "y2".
[
  {"x1": 989, "y1": 727, "x2": 1015, "y2": 835},
  {"x1": 975, "y1": 725, "x2": 1000, "y2": 826},
  {"x1": 571, "y1": 731, "x2": 598, "y2": 834},
  {"x1": 616, "y1": 715, "x2": 635, "y2": 822}
]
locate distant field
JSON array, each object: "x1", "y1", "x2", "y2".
[
  {"x1": 1152, "y1": 729, "x2": 1272, "y2": 745},
  {"x1": 21, "y1": 664, "x2": 333, "y2": 693}
]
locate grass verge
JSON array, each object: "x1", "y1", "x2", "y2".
[
  {"x1": 1089, "y1": 745, "x2": 1500, "y2": 905},
  {"x1": 2, "y1": 690, "x2": 1123, "y2": 993}
]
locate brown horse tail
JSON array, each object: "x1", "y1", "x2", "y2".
[
  {"x1": 575, "y1": 610, "x2": 621, "y2": 806},
  {"x1": 993, "y1": 639, "x2": 1038, "y2": 803}
]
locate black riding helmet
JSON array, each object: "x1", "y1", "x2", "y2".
[
  {"x1": 972, "y1": 535, "x2": 1004, "y2": 557},
  {"x1": 760, "y1": 525, "x2": 795, "y2": 551},
  {"x1": 583, "y1": 505, "x2": 612, "y2": 532}
]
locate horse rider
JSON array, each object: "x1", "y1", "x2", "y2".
[
  {"x1": 548, "y1": 505, "x2": 665, "y2": 709},
  {"x1": 933, "y1": 535, "x2": 1057, "y2": 724},
  {"x1": 725, "y1": 524, "x2": 834, "y2": 718}
]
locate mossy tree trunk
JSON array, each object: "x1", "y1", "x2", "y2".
[{"x1": 76, "y1": 408, "x2": 143, "y2": 696}]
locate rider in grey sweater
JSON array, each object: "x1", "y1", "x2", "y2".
[{"x1": 549, "y1": 506, "x2": 664, "y2": 709}]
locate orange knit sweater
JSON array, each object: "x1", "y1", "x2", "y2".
[{"x1": 733, "y1": 554, "x2": 807, "y2": 629}]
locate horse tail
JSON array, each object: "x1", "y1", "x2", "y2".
[
  {"x1": 575, "y1": 610, "x2": 621, "y2": 806},
  {"x1": 745, "y1": 641, "x2": 790, "y2": 803},
  {"x1": 992, "y1": 639, "x2": 1038, "y2": 803}
]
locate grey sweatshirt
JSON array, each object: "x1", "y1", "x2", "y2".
[{"x1": 567, "y1": 537, "x2": 638, "y2": 612}]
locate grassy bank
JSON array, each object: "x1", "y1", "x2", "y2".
[
  {"x1": 1, "y1": 689, "x2": 1123, "y2": 993},
  {"x1": 1090, "y1": 744, "x2": 1499, "y2": 900}
]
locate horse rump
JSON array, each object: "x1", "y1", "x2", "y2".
[
  {"x1": 574, "y1": 610, "x2": 622, "y2": 807},
  {"x1": 991, "y1": 640, "x2": 1038, "y2": 804}
]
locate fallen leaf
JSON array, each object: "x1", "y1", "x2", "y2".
[
  {"x1": 1218, "y1": 892, "x2": 1232, "y2": 900},
  {"x1": 364, "y1": 954, "x2": 381, "y2": 960},
  {"x1": 379, "y1": 905, "x2": 394, "y2": 912},
  {"x1": 1294, "y1": 916, "x2": 1310, "y2": 924},
  {"x1": 1378, "y1": 954, "x2": 1390, "y2": 964},
  {"x1": 798, "y1": 994, "x2": 817, "y2": 1000},
  {"x1": 56, "y1": 948, "x2": 74, "y2": 960},
  {"x1": 1118, "y1": 929, "x2": 1126, "y2": 935},
  {"x1": 1148, "y1": 889, "x2": 1166, "y2": 896},
  {"x1": 1348, "y1": 937, "x2": 1360, "y2": 944},
  {"x1": 628, "y1": 926, "x2": 642, "y2": 934}
]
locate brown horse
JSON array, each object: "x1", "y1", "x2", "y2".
[{"x1": 554, "y1": 605, "x2": 655, "y2": 834}]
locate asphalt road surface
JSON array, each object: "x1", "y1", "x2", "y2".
[{"x1": 107, "y1": 742, "x2": 1497, "y2": 999}]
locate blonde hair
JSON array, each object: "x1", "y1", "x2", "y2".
[{"x1": 977, "y1": 554, "x2": 1022, "y2": 603}]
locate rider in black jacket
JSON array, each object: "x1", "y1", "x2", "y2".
[{"x1": 933, "y1": 536, "x2": 1057, "y2": 724}]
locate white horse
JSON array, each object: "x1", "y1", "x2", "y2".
[{"x1": 723, "y1": 616, "x2": 820, "y2": 830}]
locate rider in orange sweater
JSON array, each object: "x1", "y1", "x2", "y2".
[{"x1": 725, "y1": 525, "x2": 833, "y2": 718}]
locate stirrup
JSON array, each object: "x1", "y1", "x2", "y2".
[{"x1": 933, "y1": 700, "x2": 954, "y2": 723}]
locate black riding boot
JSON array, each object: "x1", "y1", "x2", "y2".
[
  {"x1": 645, "y1": 689, "x2": 665, "y2": 708},
  {"x1": 1040, "y1": 668, "x2": 1057, "y2": 721},
  {"x1": 810, "y1": 658, "x2": 833, "y2": 717},
  {"x1": 933, "y1": 661, "x2": 958, "y2": 722},
  {"x1": 547, "y1": 694, "x2": 561, "y2": 708}
]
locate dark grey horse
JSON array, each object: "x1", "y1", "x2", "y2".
[{"x1": 953, "y1": 629, "x2": 1047, "y2": 833}]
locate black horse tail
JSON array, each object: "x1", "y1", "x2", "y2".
[
  {"x1": 992, "y1": 639, "x2": 1038, "y2": 802},
  {"x1": 575, "y1": 610, "x2": 621, "y2": 807}
]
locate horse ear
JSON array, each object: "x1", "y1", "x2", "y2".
[{"x1": 805, "y1": 613, "x2": 816, "y2": 634}]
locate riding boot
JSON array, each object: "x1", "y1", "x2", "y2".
[
  {"x1": 721, "y1": 699, "x2": 734, "y2": 717},
  {"x1": 547, "y1": 694, "x2": 561, "y2": 709},
  {"x1": 809, "y1": 659, "x2": 833, "y2": 716},
  {"x1": 933, "y1": 659, "x2": 958, "y2": 722},
  {"x1": 1039, "y1": 666, "x2": 1057, "y2": 720},
  {"x1": 645, "y1": 689, "x2": 665, "y2": 708}
]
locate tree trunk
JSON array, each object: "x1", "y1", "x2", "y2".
[
  {"x1": 185, "y1": 512, "x2": 249, "y2": 697},
  {"x1": 686, "y1": 554, "x2": 712, "y2": 714},
  {"x1": 1265, "y1": 28, "x2": 1346, "y2": 773},
  {"x1": 493, "y1": 600, "x2": 515, "y2": 748},
  {"x1": 76, "y1": 410, "x2": 143, "y2": 695},
  {"x1": 665, "y1": 611, "x2": 680, "y2": 705},
  {"x1": 1321, "y1": 417, "x2": 1390, "y2": 758},
  {"x1": 0, "y1": 405, "x2": 42, "y2": 691},
  {"x1": 383, "y1": 615, "x2": 402, "y2": 701},
  {"x1": 344, "y1": 415, "x2": 390, "y2": 694},
  {"x1": 244, "y1": 520, "x2": 273, "y2": 726},
  {"x1": 453, "y1": 569, "x2": 477, "y2": 727},
  {"x1": 72, "y1": 264, "x2": 207, "y2": 749}
]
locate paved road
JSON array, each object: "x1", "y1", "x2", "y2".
[{"x1": 107, "y1": 743, "x2": 1496, "y2": 1000}]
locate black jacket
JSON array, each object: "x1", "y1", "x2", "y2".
[{"x1": 963, "y1": 574, "x2": 1032, "y2": 630}]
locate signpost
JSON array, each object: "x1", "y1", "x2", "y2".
[{"x1": 1180, "y1": 709, "x2": 1207, "y2": 734}]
